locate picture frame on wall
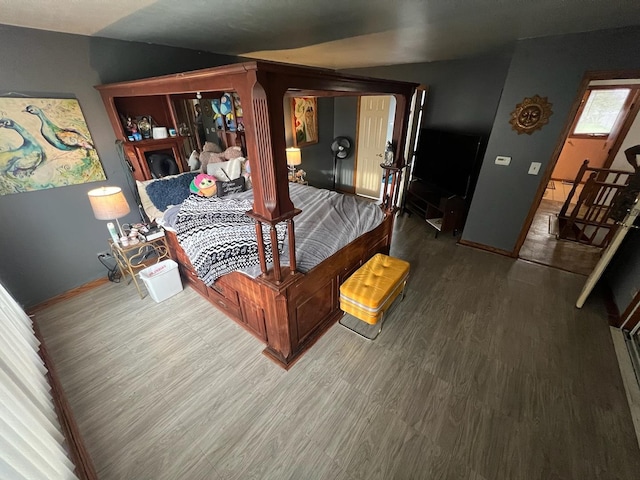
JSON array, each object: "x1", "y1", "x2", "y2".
[
  {"x1": 291, "y1": 97, "x2": 318, "y2": 147},
  {"x1": 0, "y1": 97, "x2": 106, "y2": 196}
]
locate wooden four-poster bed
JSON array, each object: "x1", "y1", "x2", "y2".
[{"x1": 96, "y1": 61, "x2": 417, "y2": 368}]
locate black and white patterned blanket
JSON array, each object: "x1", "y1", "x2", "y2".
[
  {"x1": 164, "y1": 184, "x2": 385, "y2": 285},
  {"x1": 174, "y1": 194, "x2": 286, "y2": 285}
]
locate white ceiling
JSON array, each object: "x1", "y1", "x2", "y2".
[{"x1": 2, "y1": 0, "x2": 640, "y2": 69}]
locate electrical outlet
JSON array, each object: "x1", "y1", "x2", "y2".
[
  {"x1": 528, "y1": 162, "x2": 541, "y2": 175},
  {"x1": 495, "y1": 156, "x2": 511, "y2": 166}
]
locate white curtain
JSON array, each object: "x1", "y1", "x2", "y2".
[{"x1": 0, "y1": 282, "x2": 78, "y2": 480}]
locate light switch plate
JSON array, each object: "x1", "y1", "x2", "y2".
[
  {"x1": 528, "y1": 162, "x2": 541, "y2": 175},
  {"x1": 495, "y1": 156, "x2": 511, "y2": 166}
]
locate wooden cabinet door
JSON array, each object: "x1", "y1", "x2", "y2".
[{"x1": 239, "y1": 297, "x2": 267, "y2": 341}]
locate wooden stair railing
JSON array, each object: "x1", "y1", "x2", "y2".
[{"x1": 557, "y1": 159, "x2": 635, "y2": 248}]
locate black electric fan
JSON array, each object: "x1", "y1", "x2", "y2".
[{"x1": 330, "y1": 136, "x2": 352, "y2": 190}]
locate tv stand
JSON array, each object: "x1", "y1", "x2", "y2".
[{"x1": 403, "y1": 180, "x2": 466, "y2": 236}]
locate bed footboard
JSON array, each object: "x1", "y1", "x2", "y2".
[{"x1": 165, "y1": 212, "x2": 394, "y2": 368}]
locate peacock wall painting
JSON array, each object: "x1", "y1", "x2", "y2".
[{"x1": 0, "y1": 97, "x2": 106, "y2": 195}]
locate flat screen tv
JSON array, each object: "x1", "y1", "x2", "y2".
[{"x1": 412, "y1": 128, "x2": 483, "y2": 198}]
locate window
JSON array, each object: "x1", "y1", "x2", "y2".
[{"x1": 572, "y1": 88, "x2": 631, "y2": 136}]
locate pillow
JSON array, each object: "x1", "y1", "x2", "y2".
[
  {"x1": 145, "y1": 172, "x2": 198, "y2": 212},
  {"x1": 136, "y1": 179, "x2": 164, "y2": 223},
  {"x1": 207, "y1": 157, "x2": 244, "y2": 181},
  {"x1": 216, "y1": 177, "x2": 246, "y2": 197}
]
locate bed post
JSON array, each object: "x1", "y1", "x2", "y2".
[
  {"x1": 242, "y1": 70, "x2": 301, "y2": 283},
  {"x1": 381, "y1": 92, "x2": 413, "y2": 211}
]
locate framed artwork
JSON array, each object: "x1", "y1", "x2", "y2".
[
  {"x1": 0, "y1": 97, "x2": 105, "y2": 195},
  {"x1": 291, "y1": 97, "x2": 318, "y2": 147}
]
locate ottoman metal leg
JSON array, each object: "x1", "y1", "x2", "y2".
[
  {"x1": 339, "y1": 278, "x2": 408, "y2": 341},
  {"x1": 339, "y1": 312, "x2": 386, "y2": 341}
]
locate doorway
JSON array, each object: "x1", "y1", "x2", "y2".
[
  {"x1": 517, "y1": 75, "x2": 640, "y2": 275},
  {"x1": 355, "y1": 95, "x2": 395, "y2": 198}
]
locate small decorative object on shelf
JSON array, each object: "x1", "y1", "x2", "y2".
[
  {"x1": 137, "y1": 116, "x2": 152, "y2": 139},
  {"x1": 107, "y1": 222, "x2": 119, "y2": 243},
  {"x1": 178, "y1": 122, "x2": 190, "y2": 136},
  {"x1": 233, "y1": 93, "x2": 244, "y2": 131},
  {"x1": 212, "y1": 99, "x2": 224, "y2": 130},
  {"x1": 152, "y1": 126, "x2": 168, "y2": 139},
  {"x1": 128, "y1": 227, "x2": 140, "y2": 245},
  {"x1": 289, "y1": 169, "x2": 307, "y2": 184},
  {"x1": 382, "y1": 141, "x2": 394, "y2": 166},
  {"x1": 142, "y1": 226, "x2": 164, "y2": 241},
  {"x1": 220, "y1": 93, "x2": 237, "y2": 131},
  {"x1": 122, "y1": 115, "x2": 142, "y2": 141},
  {"x1": 124, "y1": 116, "x2": 138, "y2": 135}
]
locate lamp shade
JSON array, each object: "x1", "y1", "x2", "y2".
[
  {"x1": 87, "y1": 186, "x2": 130, "y2": 220},
  {"x1": 286, "y1": 147, "x2": 302, "y2": 166}
]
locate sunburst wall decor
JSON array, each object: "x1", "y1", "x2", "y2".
[{"x1": 509, "y1": 95, "x2": 553, "y2": 135}]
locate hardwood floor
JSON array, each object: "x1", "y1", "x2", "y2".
[
  {"x1": 37, "y1": 214, "x2": 640, "y2": 479},
  {"x1": 519, "y1": 198, "x2": 602, "y2": 276}
]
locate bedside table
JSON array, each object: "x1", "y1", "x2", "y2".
[{"x1": 109, "y1": 235, "x2": 169, "y2": 299}]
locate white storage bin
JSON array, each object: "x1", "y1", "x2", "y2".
[{"x1": 139, "y1": 259, "x2": 183, "y2": 302}]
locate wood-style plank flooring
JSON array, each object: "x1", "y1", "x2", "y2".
[
  {"x1": 37, "y1": 214, "x2": 640, "y2": 479},
  {"x1": 519, "y1": 199, "x2": 602, "y2": 276}
]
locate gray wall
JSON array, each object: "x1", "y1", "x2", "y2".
[
  {"x1": 345, "y1": 52, "x2": 513, "y2": 138},
  {"x1": 334, "y1": 52, "x2": 513, "y2": 191},
  {"x1": 283, "y1": 97, "x2": 335, "y2": 189},
  {"x1": 333, "y1": 97, "x2": 359, "y2": 190},
  {"x1": 3, "y1": 22, "x2": 638, "y2": 314},
  {"x1": 0, "y1": 24, "x2": 239, "y2": 307},
  {"x1": 340, "y1": 54, "x2": 511, "y2": 197},
  {"x1": 349, "y1": 29, "x2": 640, "y2": 314},
  {"x1": 462, "y1": 27, "x2": 640, "y2": 252}
]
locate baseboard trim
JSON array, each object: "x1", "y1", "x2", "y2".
[
  {"x1": 33, "y1": 317, "x2": 98, "y2": 480},
  {"x1": 458, "y1": 239, "x2": 515, "y2": 257},
  {"x1": 27, "y1": 277, "x2": 109, "y2": 315}
]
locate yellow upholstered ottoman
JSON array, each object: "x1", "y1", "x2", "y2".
[{"x1": 339, "y1": 254, "x2": 410, "y2": 339}]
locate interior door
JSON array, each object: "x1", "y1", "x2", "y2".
[
  {"x1": 355, "y1": 96, "x2": 391, "y2": 198},
  {"x1": 399, "y1": 86, "x2": 428, "y2": 208},
  {"x1": 576, "y1": 191, "x2": 640, "y2": 308}
]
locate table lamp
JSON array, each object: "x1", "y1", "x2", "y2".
[
  {"x1": 87, "y1": 186, "x2": 131, "y2": 240},
  {"x1": 286, "y1": 147, "x2": 302, "y2": 180}
]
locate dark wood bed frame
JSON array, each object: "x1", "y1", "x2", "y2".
[{"x1": 97, "y1": 61, "x2": 417, "y2": 368}]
